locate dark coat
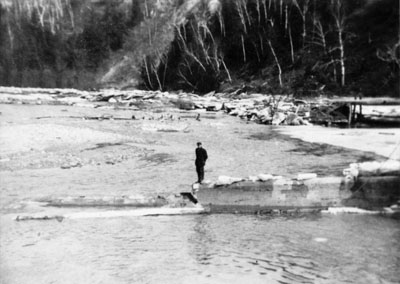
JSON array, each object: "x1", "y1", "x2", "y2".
[{"x1": 195, "y1": 147, "x2": 208, "y2": 167}]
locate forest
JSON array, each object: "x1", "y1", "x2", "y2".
[{"x1": 0, "y1": 0, "x2": 398, "y2": 96}]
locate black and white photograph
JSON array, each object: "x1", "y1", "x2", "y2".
[{"x1": 0, "y1": 0, "x2": 399, "y2": 283}]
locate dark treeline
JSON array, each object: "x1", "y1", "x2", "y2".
[
  {"x1": 0, "y1": 0, "x2": 135, "y2": 89},
  {"x1": 0, "y1": 0, "x2": 398, "y2": 96}
]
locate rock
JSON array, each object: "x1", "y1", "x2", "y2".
[
  {"x1": 277, "y1": 102, "x2": 295, "y2": 112},
  {"x1": 192, "y1": 183, "x2": 200, "y2": 192},
  {"x1": 291, "y1": 118, "x2": 301, "y2": 125},
  {"x1": 258, "y1": 174, "x2": 273, "y2": 181},
  {"x1": 350, "y1": 160, "x2": 400, "y2": 176},
  {"x1": 272, "y1": 112, "x2": 286, "y2": 125},
  {"x1": 343, "y1": 167, "x2": 359, "y2": 179},
  {"x1": 108, "y1": 97, "x2": 118, "y2": 103},
  {"x1": 285, "y1": 112, "x2": 298, "y2": 125},
  {"x1": 223, "y1": 103, "x2": 236, "y2": 113},
  {"x1": 297, "y1": 173, "x2": 317, "y2": 180},
  {"x1": 258, "y1": 107, "x2": 272, "y2": 123},
  {"x1": 216, "y1": 176, "x2": 243, "y2": 186},
  {"x1": 237, "y1": 109, "x2": 247, "y2": 118},
  {"x1": 229, "y1": 108, "x2": 240, "y2": 116},
  {"x1": 248, "y1": 176, "x2": 260, "y2": 182},
  {"x1": 61, "y1": 161, "x2": 82, "y2": 169},
  {"x1": 208, "y1": 102, "x2": 223, "y2": 111}
]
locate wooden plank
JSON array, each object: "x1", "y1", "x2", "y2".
[{"x1": 329, "y1": 97, "x2": 400, "y2": 105}]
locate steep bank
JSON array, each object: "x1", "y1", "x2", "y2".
[{"x1": 0, "y1": 0, "x2": 398, "y2": 96}]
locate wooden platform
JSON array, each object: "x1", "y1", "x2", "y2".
[{"x1": 327, "y1": 97, "x2": 400, "y2": 125}]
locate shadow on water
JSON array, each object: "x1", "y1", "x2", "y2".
[
  {"x1": 286, "y1": 138, "x2": 380, "y2": 175},
  {"x1": 248, "y1": 128, "x2": 380, "y2": 160},
  {"x1": 247, "y1": 127, "x2": 382, "y2": 176},
  {"x1": 246, "y1": 126, "x2": 287, "y2": 142},
  {"x1": 247, "y1": 132, "x2": 279, "y2": 141},
  {"x1": 286, "y1": 139, "x2": 379, "y2": 160},
  {"x1": 157, "y1": 129, "x2": 179, "y2": 132},
  {"x1": 83, "y1": 142, "x2": 125, "y2": 151},
  {"x1": 140, "y1": 153, "x2": 177, "y2": 165}
]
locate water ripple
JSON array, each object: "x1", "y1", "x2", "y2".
[{"x1": 1, "y1": 214, "x2": 399, "y2": 283}]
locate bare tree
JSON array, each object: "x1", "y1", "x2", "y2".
[
  {"x1": 267, "y1": 39, "x2": 282, "y2": 87},
  {"x1": 292, "y1": 0, "x2": 310, "y2": 47},
  {"x1": 330, "y1": 0, "x2": 346, "y2": 87},
  {"x1": 311, "y1": 18, "x2": 337, "y2": 82},
  {"x1": 288, "y1": 25, "x2": 294, "y2": 64},
  {"x1": 376, "y1": 42, "x2": 400, "y2": 68},
  {"x1": 2, "y1": 0, "x2": 75, "y2": 34}
]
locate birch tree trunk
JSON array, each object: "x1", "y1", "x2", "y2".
[
  {"x1": 338, "y1": 27, "x2": 345, "y2": 86},
  {"x1": 289, "y1": 25, "x2": 294, "y2": 64},
  {"x1": 293, "y1": 0, "x2": 310, "y2": 47},
  {"x1": 332, "y1": 0, "x2": 346, "y2": 87},
  {"x1": 267, "y1": 40, "x2": 282, "y2": 87}
]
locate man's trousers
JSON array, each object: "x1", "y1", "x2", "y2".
[{"x1": 196, "y1": 166, "x2": 204, "y2": 183}]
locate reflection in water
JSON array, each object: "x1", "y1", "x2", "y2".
[
  {"x1": 188, "y1": 214, "x2": 329, "y2": 283},
  {"x1": 1, "y1": 213, "x2": 399, "y2": 284},
  {"x1": 191, "y1": 215, "x2": 217, "y2": 266}
]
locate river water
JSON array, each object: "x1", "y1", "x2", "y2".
[
  {"x1": 1, "y1": 213, "x2": 399, "y2": 284},
  {"x1": 1, "y1": 104, "x2": 399, "y2": 284}
]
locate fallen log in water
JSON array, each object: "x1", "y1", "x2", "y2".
[
  {"x1": 36, "y1": 115, "x2": 136, "y2": 120},
  {"x1": 15, "y1": 207, "x2": 206, "y2": 221},
  {"x1": 43, "y1": 195, "x2": 169, "y2": 208}
]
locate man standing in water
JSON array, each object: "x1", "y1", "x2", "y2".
[{"x1": 195, "y1": 142, "x2": 208, "y2": 184}]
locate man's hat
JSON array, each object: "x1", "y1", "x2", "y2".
[{"x1": 197, "y1": 142, "x2": 202, "y2": 146}]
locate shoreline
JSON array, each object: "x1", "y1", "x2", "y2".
[{"x1": 276, "y1": 125, "x2": 400, "y2": 160}]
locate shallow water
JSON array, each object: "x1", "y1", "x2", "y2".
[
  {"x1": 1, "y1": 213, "x2": 399, "y2": 284},
  {"x1": 1, "y1": 104, "x2": 399, "y2": 284}
]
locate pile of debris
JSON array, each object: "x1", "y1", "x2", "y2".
[
  {"x1": 2, "y1": 86, "x2": 398, "y2": 126},
  {"x1": 222, "y1": 97, "x2": 311, "y2": 125},
  {"x1": 191, "y1": 93, "x2": 353, "y2": 126},
  {"x1": 0, "y1": 86, "x2": 173, "y2": 108}
]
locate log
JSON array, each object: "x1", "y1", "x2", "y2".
[{"x1": 14, "y1": 207, "x2": 205, "y2": 221}]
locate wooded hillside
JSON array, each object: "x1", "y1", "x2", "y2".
[{"x1": 0, "y1": 0, "x2": 398, "y2": 96}]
